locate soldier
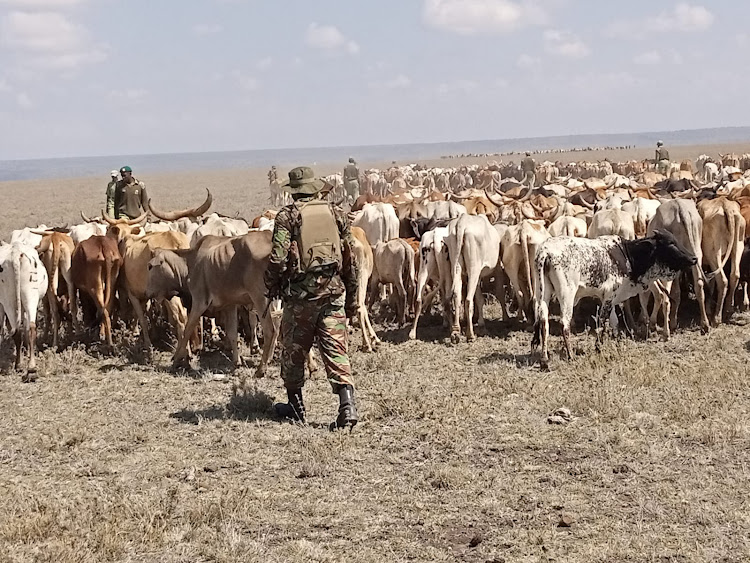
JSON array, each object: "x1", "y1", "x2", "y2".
[
  {"x1": 105, "y1": 170, "x2": 118, "y2": 217},
  {"x1": 521, "y1": 151, "x2": 536, "y2": 188},
  {"x1": 655, "y1": 141, "x2": 670, "y2": 175},
  {"x1": 343, "y1": 157, "x2": 360, "y2": 203},
  {"x1": 113, "y1": 166, "x2": 148, "y2": 220},
  {"x1": 265, "y1": 166, "x2": 360, "y2": 430}
]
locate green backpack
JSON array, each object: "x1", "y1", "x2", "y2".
[{"x1": 295, "y1": 200, "x2": 342, "y2": 273}]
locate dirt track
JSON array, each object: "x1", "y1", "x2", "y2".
[{"x1": 1, "y1": 146, "x2": 750, "y2": 562}]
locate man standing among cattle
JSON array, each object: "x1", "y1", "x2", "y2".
[
  {"x1": 114, "y1": 166, "x2": 148, "y2": 220},
  {"x1": 343, "y1": 157, "x2": 360, "y2": 203},
  {"x1": 105, "y1": 170, "x2": 118, "y2": 217},
  {"x1": 265, "y1": 166, "x2": 360, "y2": 430},
  {"x1": 655, "y1": 141, "x2": 670, "y2": 175},
  {"x1": 521, "y1": 151, "x2": 536, "y2": 188}
]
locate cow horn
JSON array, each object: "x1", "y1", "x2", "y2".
[
  {"x1": 148, "y1": 188, "x2": 213, "y2": 221},
  {"x1": 101, "y1": 210, "x2": 117, "y2": 225},
  {"x1": 483, "y1": 189, "x2": 506, "y2": 207},
  {"x1": 80, "y1": 211, "x2": 99, "y2": 224},
  {"x1": 30, "y1": 229, "x2": 54, "y2": 236},
  {"x1": 519, "y1": 185, "x2": 534, "y2": 202},
  {"x1": 127, "y1": 211, "x2": 149, "y2": 225},
  {"x1": 579, "y1": 198, "x2": 595, "y2": 210}
]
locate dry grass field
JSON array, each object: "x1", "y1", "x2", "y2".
[{"x1": 1, "y1": 146, "x2": 750, "y2": 562}]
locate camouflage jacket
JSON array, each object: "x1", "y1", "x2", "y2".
[
  {"x1": 344, "y1": 163, "x2": 359, "y2": 182},
  {"x1": 656, "y1": 147, "x2": 670, "y2": 161},
  {"x1": 264, "y1": 197, "x2": 359, "y2": 302},
  {"x1": 114, "y1": 178, "x2": 148, "y2": 219},
  {"x1": 521, "y1": 157, "x2": 536, "y2": 173}
]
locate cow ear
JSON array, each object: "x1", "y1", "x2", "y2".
[{"x1": 132, "y1": 226, "x2": 141, "y2": 235}]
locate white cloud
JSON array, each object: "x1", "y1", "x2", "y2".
[
  {"x1": 437, "y1": 79, "x2": 479, "y2": 96},
  {"x1": 648, "y1": 3, "x2": 714, "y2": 32},
  {"x1": 633, "y1": 51, "x2": 661, "y2": 65},
  {"x1": 0, "y1": 79, "x2": 10, "y2": 92},
  {"x1": 305, "y1": 23, "x2": 359, "y2": 55},
  {"x1": 231, "y1": 70, "x2": 259, "y2": 92},
  {"x1": 516, "y1": 53, "x2": 540, "y2": 69},
  {"x1": 192, "y1": 23, "x2": 223, "y2": 36},
  {"x1": 543, "y1": 30, "x2": 589, "y2": 58},
  {"x1": 737, "y1": 33, "x2": 749, "y2": 47},
  {"x1": 606, "y1": 3, "x2": 713, "y2": 38},
  {"x1": 0, "y1": 0, "x2": 84, "y2": 7},
  {"x1": 423, "y1": 0, "x2": 546, "y2": 35},
  {"x1": 383, "y1": 74, "x2": 411, "y2": 89},
  {"x1": 256, "y1": 56, "x2": 273, "y2": 71},
  {"x1": 16, "y1": 92, "x2": 32, "y2": 109},
  {"x1": 1, "y1": 10, "x2": 107, "y2": 70},
  {"x1": 108, "y1": 88, "x2": 148, "y2": 103}
]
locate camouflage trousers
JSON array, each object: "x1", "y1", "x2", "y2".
[{"x1": 280, "y1": 294, "x2": 353, "y2": 391}]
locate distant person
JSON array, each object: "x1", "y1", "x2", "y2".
[
  {"x1": 343, "y1": 157, "x2": 360, "y2": 203},
  {"x1": 105, "y1": 170, "x2": 118, "y2": 217},
  {"x1": 269, "y1": 165, "x2": 282, "y2": 206},
  {"x1": 655, "y1": 141, "x2": 670, "y2": 175},
  {"x1": 113, "y1": 165, "x2": 148, "y2": 220},
  {"x1": 521, "y1": 151, "x2": 536, "y2": 188}
]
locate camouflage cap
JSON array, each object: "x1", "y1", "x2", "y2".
[{"x1": 282, "y1": 166, "x2": 326, "y2": 194}]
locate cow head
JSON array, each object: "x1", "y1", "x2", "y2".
[
  {"x1": 102, "y1": 210, "x2": 148, "y2": 241},
  {"x1": 624, "y1": 229, "x2": 697, "y2": 282}
]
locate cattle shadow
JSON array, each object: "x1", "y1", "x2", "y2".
[
  {"x1": 479, "y1": 351, "x2": 536, "y2": 369},
  {"x1": 171, "y1": 388, "x2": 276, "y2": 424}
]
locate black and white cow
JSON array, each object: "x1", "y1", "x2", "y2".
[{"x1": 531, "y1": 230, "x2": 697, "y2": 369}]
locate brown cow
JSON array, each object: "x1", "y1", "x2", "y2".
[
  {"x1": 71, "y1": 235, "x2": 122, "y2": 347},
  {"x1": 350, "y1": 226, "x2": 380, "y2": 351},
  {"x1": 35, "y1": 231, "x2": 76, "y2": 348}
]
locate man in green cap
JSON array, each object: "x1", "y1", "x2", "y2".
[
  {"x1": 343, "y1": 157, "x2": 360, "y2": 203},
  {"x1": 105, "y1": 170, "x2": 118, "y2": 217},
  {"x1": 113, "y1": 166, "x2": 148, "y2": 219},
  {"x1": 264, "y1": 166, "x2": 360, "y2": 430}
]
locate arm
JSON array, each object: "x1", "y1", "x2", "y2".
[
  {"x1": 106, "y1": 183, "x2": 115, "y2": 216},
  {"x1": 264, "y1": 212, "x2": 292, "y2": 297},
  {"x1": 139, "y1": 183, "x2": 148, "y2": 213},
  {"x1": 113, "y1": 183, "x2": 121, "y2": 219}
]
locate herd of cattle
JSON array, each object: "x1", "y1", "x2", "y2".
[{"x1": 2, "y1": 151, "x2": 750, "y2": 380}]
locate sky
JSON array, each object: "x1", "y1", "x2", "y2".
[{"x1": 0, "y1": 0, "x2": 748, "y2": 160}]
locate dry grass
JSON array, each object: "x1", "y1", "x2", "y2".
[{"x1": 1, "y1": 149, "x2": 750, "y2": 562}]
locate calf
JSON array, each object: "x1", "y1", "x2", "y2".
[
  {"x1": 532, "y1": 231, "x2": 697, "y2": 369},
  {"x1": 370, "y1": 239, "x2": 416, "y2": 326},
  {"x1": 501, "y1": 220, "x2": 550, "y2": 323},
  {"x1": 409, "y1": 225, "x2": 451, "y2": 340},
  {"x1": 351, "y1": 227, "x2": 380, "y2": 351},
  {"x1": 0, "y1": 243, "x2": 47, "y2": 377}
]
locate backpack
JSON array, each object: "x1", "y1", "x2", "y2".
[{"x1": 295, "y1": 200, "x2": 342, "y2": 273}]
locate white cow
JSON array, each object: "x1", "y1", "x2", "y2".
[
  {"x1": 352, "y1": 203, "x2": 399, "y2": 246},
  {"x1": 0, "y1": 243, "x2": 48, "y2": 377},
  {"x1": 621, "y1": 197, "x2": 661, "y2": 238},
  {"x1": 548, "y1": 215, "x2": 587, "y2": 238},
  {"x1": 409, "y1": 225, "x2": 451, "y2": 340},
  {"x1": 588, "y1": 209, "x2": 635, "y2": 240},
  {"x1": 445, "y1": 214, "x2": 502, "y2": 342}
]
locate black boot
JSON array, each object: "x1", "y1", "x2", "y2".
[
  {"x1": 330, "y1": 384, "x2": 358, "y2": 430},
  {"x1": 274, "y1": 388, "x2": 305, "y2": 423}
]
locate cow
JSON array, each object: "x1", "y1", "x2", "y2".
[
  {"x1": 531, "y1": 231, "x2": 697, "y2": 369},
  {"x1": 11, "y1": 225, "x2": 50, "y2": 248},
  {"x1": 588, "y1": 209, "x2": 635, "y2": 240},
  {"x1": 35, "y1": 231, "x2": 76, "y2": 348},
  {"x1": 697, "y1": 197, "x2": 746, "y2": 325},
  {"x1": 621, "y1": 198, "x2": 661, "y2": 238},
  {"x1": 71, "y1": 235, "x2": 122, "y2": 347},
  {"x1": 153, "y1": 231, "x2": 278, "y2": 376},
  {"x1": 445, "y1": 213, "x2": 502, "y2": 343},
  {"x1": 500, "y1": 220, "x2": 550, "y2": 323},
  {"x1": 409, "y1": 225, "x2": 452, "y2": 340},
  {"x1": 352, "y1": 202, "x2": 399, "y2": 247},
  {"x1": 71, "y1": 214, "x2": 108, "y2": 245},
  {"x1": 351, "y1": 227, "x2": 380, "y2": 351},
  {"x1": 0, "y1": 243, "x2": 48, "y2": 378},
  {"x1": 370, "y1": 239, "x2": 416, "y2": 326},
  {"x1": 548, "y1": 216, "x2": 587, "y2": 238},
  {"x1": 191, "y1": 213, "x2": 250, "y2": 245},
  {"x1": 104, "y1": 214, "x2": 193, "y2": 350}
]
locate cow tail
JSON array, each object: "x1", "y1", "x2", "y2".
[
  {"x1": 11, "y1": 246, "x2": 22, "y2": 331},
  {"x1": 50, "y1": 236, "x2": 60, "y2": 296},
  {"x1": 531, "y1": 253, "x2": 546, "y2": 351},
  {"x1": 683, "y1": 205, "x2": 711, "y2": 284},
  {"x1": 400, "y1": 239, "x2": 416, "y2": 310},
  {"x1": 521, "y1": 226, "x2": 534, "y2": 306},
  {"x1": 103, "y1": 255, "x2": 115, "y2": 310},
  {"x1": 452, "y1": 218, "x2": 466, "y2": 299}
]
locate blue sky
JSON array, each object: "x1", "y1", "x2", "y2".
[{"x1": 0, "y1": 0, "x2": 747, "y2": 159}]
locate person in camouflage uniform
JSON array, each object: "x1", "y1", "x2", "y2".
[
  {"x1": 264, "y1": 166, "x2": 360, "y2": 429},
  {"x1": 105, "y1": 170, "x2": 118, "y2": 217},
  {"x1": 521, "y1": 151, "x2": 536, "y2": 188},
  {"x1": 343, "y1": 157, "x2": 360, "y2": 203},
  {"x1": 655, "y1": 141, "x2": 670, "y2": 175}
]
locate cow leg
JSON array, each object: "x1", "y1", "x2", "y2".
[
  {"x1": 256, "y1": 304, "x2": 279, "y2": 378},
  {"x1": 27, "y1": 317, "x2": 37, "y2": 375},
  {"x1": 474, "y1": 287, "x2": 486, "y2": 331},
  {"x1": 654, "y1": 282, "x2": 671, "y2": 341},
  {"x1": 596, "y1": 299, "x2": 613, "y2": 350},
  {"x1": 494, "y1": 267, "x2": 510, "y2": 322},
  {"x1": 450, "y1": 264, "x2": 464, "y2": 344},
  {"x1": 394, "y1": 276, "x2": 407, "y2": 326},
  {"x1": 638, "y1": 289, "x2": 652, "y2": 339},
  {"x1": 223, "y1": 306, "x2": 241, "y2": 368},
  {"x1": 128, "y1": 291, "x2": 152, "y2": 349},
  {"x1": 174, "y1": 302, "x2": 207, "y2": 367},
  {"x1": 12, "y1": 330, "x2": 23, "y2": 372},
  {"x1": 743, "y1": 282, "x2": 749, "y2": 311},
  {"x1": 622, "y1": 299, "x2": 636, "y2": 336},
  {"x1": 47, "y1": 289, "x2": 60, "y2": 349},
  {"x1": 163, "y1": 297, "x2": 188, "y2": 351},
  {"x1": 691, "y1": 266, "x2": 710, "y2": 333},
  {"x1": 307, "y1": 349, "x2": 319, "y2": 374}
]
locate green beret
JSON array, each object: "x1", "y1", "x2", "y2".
[{"x1": 120, "y1": 165, "x2": 132, "y2": 173}]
